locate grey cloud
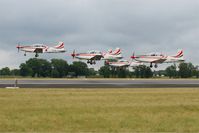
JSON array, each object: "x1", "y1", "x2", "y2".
[{"x1": 0, "y1": 0, "x2": 199, "y2": 68}]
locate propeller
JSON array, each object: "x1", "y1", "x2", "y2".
[
  {"x1": 16, "y1": 43, "x2": 21, "y2": 53},
  {"x1": 131, "y1": 52, "x2": 136, "y2": 59},
  {"x1": 71, "y1": 50, "x2": 76, "y2": 59}
]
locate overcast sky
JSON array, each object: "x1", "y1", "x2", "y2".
[{"x1": 0, "y1": 0, "x2": 199, "y2": 69}]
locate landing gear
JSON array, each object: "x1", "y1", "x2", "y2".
[
  {"x1": 154, "y1": 64, "x2": 158, "y2": 68},
  {"x1": 24, "y1": 53, "x2": 26, "y2": 56},
  {"x1": 150, "y1": 63, "x2": 153, "y2": 68},
  {"x1": 35, "y1": 53, "x2": 39, "y2": 57},
  {"x1": 87, "y1": 60, "x2": 96, "y2": 65}
]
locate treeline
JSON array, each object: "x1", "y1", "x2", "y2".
[
  {"x1": 165, "y1": 63, "x2": 199, "y2": 78},
  {"x1": 0, "y1": 58, "x2": 199, "y2": 78},
  {"x1": 0, "y1": 58, "x2": 96, "y2": 78}
]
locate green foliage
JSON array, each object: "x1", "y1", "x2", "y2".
[
  {"x1": 178, "y1": 63, "x2": 194, "y2": 78},
  {"x1": 26, "y1": 58, "x2": 51, "y2": 77},
  {"x1": 134, "y1": 65, "x2": 153, "y2": 78},
  {"x1": 51, "y1": 59, "x2": 68, "y2": 78},
  {"x1": 69, "y1": 61, "x2": 89, "y2": 77},
  {"x1": 165, "y1": 65, "x2": 177, "y2": 78},
  {"x1": 88, "y1": 68, "x2": 97, "y2": 76},
  {"x1": 10, "y1": 69, "x2": 20, "y2": 76},
  {"x1": 20, "y1": 63, "x2": 32, "y2": 76},
  {"x1": 192, "y1": 66, "x2": 199, "y2": 78},
  {"x1": 2, "y1": 58, "x2": 199, "y2": 78},
  {"x1": 99, "y1": 66, "x2": 111, "y2": 78},
  {"x1": 0, "y1": 67, "x2": 10, "y2": 75}
]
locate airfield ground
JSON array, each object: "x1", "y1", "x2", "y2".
[{"x1": 0, "y1": 88, "x2": 199, "y2": 132}]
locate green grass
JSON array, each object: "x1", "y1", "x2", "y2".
[{"x1": 1, "y1": 88, "x2": 199, "y2": 132}]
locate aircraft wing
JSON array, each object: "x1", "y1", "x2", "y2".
[
  {"x1": 34, "y1": 48, "x2": 43, "y2": 53},
  {"x1": 90, "y1": 55, "x2": 103, "y2": 60},
  {"x1": 110, "y1": 64, "x2": 129, "y2": 67},
  {"x1": 151, "y1": 58, "x2": 167, "y2": 63}
]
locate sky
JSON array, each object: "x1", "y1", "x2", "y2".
[{"x1": 0, "y1": 0, "x2": 199, "y2": 70}]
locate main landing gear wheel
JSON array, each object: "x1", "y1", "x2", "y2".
[
  {"x1": 35, "y1": 53, "x2": 39, "y2": 58},
  {"x1": 24, "y1": 53, "x2": 26, "y2": 56},
  {"x1": 155, "y1": 64, "x2": 158, "y2": 68},
  {"x1": 150, "y1": 63, "x2": 153, "y2": 68}
]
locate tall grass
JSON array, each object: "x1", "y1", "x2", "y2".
[{"x1": 0, "y1": 88, "x2": 199, "y2": 132}]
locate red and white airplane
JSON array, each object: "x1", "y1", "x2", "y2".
[
  {"x1": 16, "y1": 42, "x2": 66, "y2": 57},
  {"x1": 71, "y1": 50, "x2": 103, "y2": 65},
  {"x1": 107, "y1": 60, "x2": 130, "y2": 68},
  {"x1": 107, "y1": 60, "x2": 143, "y2": 68},
  {"x1": 131, "y1": 50, "x2": 184, "y2": 68},
  {"x1": 102, "y1": 48, "x2": 123, "y2": 61}
]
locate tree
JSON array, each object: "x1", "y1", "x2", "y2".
[
  {"x1": 26, "y1": 58, "x2": 51, "y2": 77},
  {"x1": 165, "y1": 65, "x2": 177, "y2": 78},
  {"x1": 192, "y1": 66, "x2": 199, "y2": 78},
  {"x1": 69, "y1": 61, "x2": 89, "y2": 77},
  {"x1": 10, "y1": 69, "x2": 20, "y2": 76},
  {"x1": 99, "y1": 66, "x2": 111, "y2": 78},
  {"x1": 0, "y1": 67, "x2": 10, "y2": 76},
  {"x1": 133, "y1": 65, "x2": 153, "y2": 78},
  {"x1": 117, "y1": 69, "x2": 130, "y2": 78},
  {"x1": 51, "y1": 59, "x2": 69, "y2": 78},
  {"x1": 178, "y1": 63, "x2": 194, "y2": 78},
  {"x1": 88, "y1": 68, "x2": 97, "y2": 76},
  {"x1": 20, "y1": 63, "x2": 32, "y2": 76},
  {"x1": 145, "y1": 67, "x2": 153, "y2": 78}
]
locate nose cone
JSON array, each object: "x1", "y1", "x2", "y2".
[
  {"x1": 131, "y1": 55, "x2": 136, "y2": 59},
  {"x1": 71, "y1": 53, "x2": 75, "y2": 57}
]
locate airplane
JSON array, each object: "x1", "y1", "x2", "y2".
[
  {"x1": 16, "y1": 42, "x2": 65, "y2": 57},
  {"x1": 107, "y1": 60, "x2": 130, "y2": 68},
  {"x1": 102, "y1": 48, "x2": 123, "y2": 61},
  {"x1": 71, "y1": 50, "x2": 103, "y2": 65},
  {"x1": 131, "y1": 50, "x2": 184, "y2": 68},
  {"x1": 107, "y1": 60, "x2": 143, "y2": 69}
]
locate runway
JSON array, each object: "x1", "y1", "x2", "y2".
[{"x1": 0, "y1": 79, "x2": 199, "y2": 88}]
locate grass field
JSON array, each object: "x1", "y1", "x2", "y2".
[{"x1": 1, "y1": 88, "x2": 199, "y2": 132}]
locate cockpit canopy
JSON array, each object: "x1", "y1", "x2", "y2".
[
  {"x1": 119, "y1": 60, "x2": 128, "y2": 62},
  {"x1": 33, "y1": 44, "x2": 46, "y2": 48},
  {"x1": 88, "y1": 50, "x2": 102, "y2": 54},
  {"x1": 149, "y1": 52, "x2": 164, "y2": 56}
]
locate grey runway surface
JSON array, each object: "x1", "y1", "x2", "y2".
[{"x1": 0, "y1": 79, "x2": 199, "y2": 88}]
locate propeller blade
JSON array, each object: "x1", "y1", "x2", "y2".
[
  {"x1": 71, "y1": 50, "x2": 76, "y2": 59},
  {"x1": 16, "y1": 43, "x2": 20, "y2": 53},
  {"x1": 131, "y1": 52, "x2": 136, "y2": 59}
]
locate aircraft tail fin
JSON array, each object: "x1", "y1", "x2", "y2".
[
  {"x1": 108, "y1": 49, "x2": 113, "y2": 54},
  {"x1": 112, "y1": 48, "x2": 121, "y2": 55},
  {"x1": 174, "y1": 49, "x2": 183, "y2": 58},
  {"x1": 54, "y1": 42, "x2": 64, "y2": 49}
]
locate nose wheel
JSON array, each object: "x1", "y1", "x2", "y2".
[
  {"x1": 87, "y1": 60, "x2": 96, "y2": 65},
  {"x1": 150, "y1": 63, "x2": 153, "y2": 68},
  {"x1": 35, "y1": 53, "x2": 39, "y2": 57}
]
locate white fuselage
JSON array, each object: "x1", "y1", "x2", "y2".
[
  {"x1": 108, "y1": 60, "x2": 130, "y2": 67},
  {"x1": 164, "y1": 56, "x2": 184, "y2": 63},
  {"x1": 20, "y1": 44, "x2": 47, "y2": 53},
  {"x1": 19, "y1": 42, "x2": 66, "y2": 54},
  {"x1": 134, "y1": 55, "x2": 167, "y2": 63},
  {"x1": 74, "y1": 53, "x2": 101, "y2": 60},
  {"x1": 45, "y1": 47, "x2": 66, "y2": 53},
  {"x1": 74, "y1": 51, "x2": 103, "y2": 61},
  {"x1": 102, "y1": 53, "x2": 123, "y2": 60}
]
